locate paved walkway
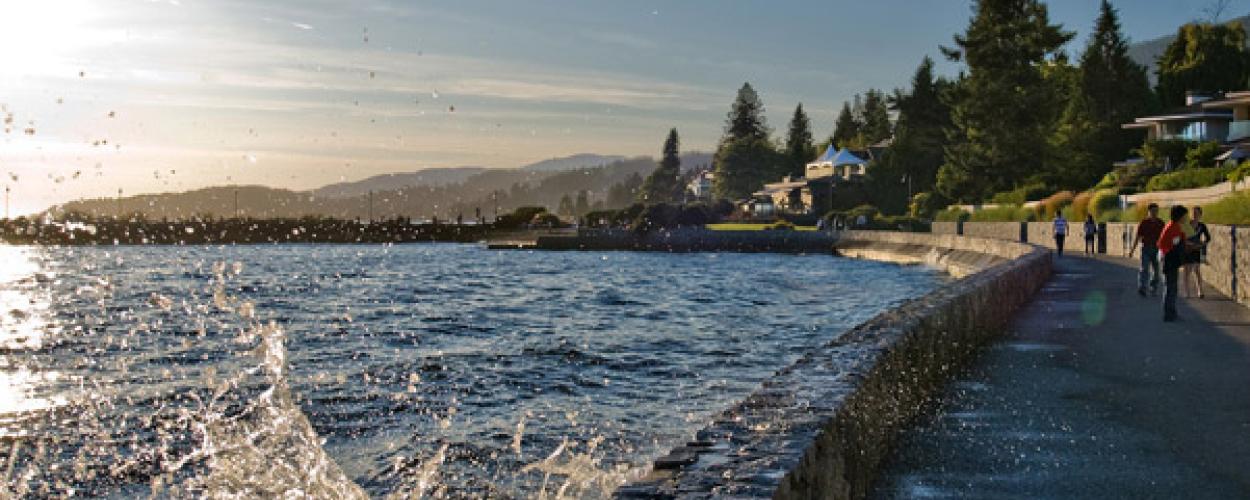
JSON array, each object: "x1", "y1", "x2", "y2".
[{"x1": 872, "y1": 254, "x2": 1250, "y2": 499}]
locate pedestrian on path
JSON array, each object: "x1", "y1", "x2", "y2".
[
  {"x1": 1128, "y1": 203, "x2": 1164, "y2": 296},
  {"x1": 1157, "y1": 205, "x2": 1191, "y2": 322},
  {"x1": 1053, "y1": 213, "x2": 1068, "y2": 257},
  {"x1": 1184, "y1": 206, "x2": 1212, "y2": 299},
  {"x1": 1082, "y1": 214, "x2": 1097, "y2": 254}
]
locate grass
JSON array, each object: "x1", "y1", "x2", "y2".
[{"x1": 706, "y1": 223, "x2": 819, "y2": 231}]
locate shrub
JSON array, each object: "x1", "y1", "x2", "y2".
[
  {"x1": 1202, "y1": 191, "x2": 1250, "y2": 224},
  {"x1": 1228, "y1": 161, "x2": 1250, "y2": 186},
  {"x1": 1035, "y1": 191, "x2": 1074, "y2": 221},
  {"x1": 989, "y1": 182, "x2": 1050, "y2": 205},
  {"x1": 934, "y1": 208, "x2": 970, "y2": 222},
  {"x1": 1089, "y1": 189, "x2": 1121, "y2": 218},
  {"x1": 1144, "y1": 165, "x2": 1232, "y2": 192},
  {"x1": 846, "y1": 204, "x2": 880, "y2": 221},
  {"x1": 768, "y1": 221, "x2": 796, "y2": 231},
  {"x1": 968, "y1": 205, "x2": 1036, "y2": 222},
  {"x1": 1071, "y1": 191, "x2": 1094, "y2": 221},
  {"x1": 1138, "y1": 138, "x2": 1196, "y2": 169},
  {"x1": 494, "y1": 206, "x2": 550, "y2": 229},
  {"x1": 1185, "y1": 141, "x2": 1222, "y2": 169}
]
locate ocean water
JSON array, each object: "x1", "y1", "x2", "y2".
[{"x1": 0, "y1": 243, "x2": 946, "y2": 498}]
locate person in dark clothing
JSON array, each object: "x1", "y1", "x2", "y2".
[
  {"x1": 1157, "y1": 205, "x2": 1190, "y2": 322},
  {"x1": 1082, "y1": 214, "x2": 1097, "y2": 254},
  {"x1": 1052, "y1": 213, "x2": 1068, "y2": 257},
  {"x1": 1184, "y1": 206, "x2": 1212, "y2": 299},
  {"x1": 1129, "y1": 203, "x2": 1164, "y2": 296}
]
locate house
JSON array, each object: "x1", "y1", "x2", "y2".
[
  {"x1": 1122, "y1": 91, "x2": 1233, "y2": 144},
  {"x1": 740, "y1": 145, "x2": 874, "y2": 216},
  {"x1": 686, "y1": 170, "x2": 715, "y2": 201}
]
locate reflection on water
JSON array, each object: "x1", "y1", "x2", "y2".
[{"x1": 0, "y1": 244, "x2": 945, "y2": 498}]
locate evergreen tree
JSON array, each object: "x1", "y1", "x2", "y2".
[
  {"x1": 1051, "y1": 0, "x2": 1154, "y2": 189},
  {"x1": 872, "y1": 57, "x2": 953, "y2": 214},
  {"x1": 936, "y1": 0, "x2": 1073, "y2": 202},
  {"x1": 724, "y1": 83, "x2": 770, "y2": 141},
  {"x1": 860, "y1": 89, "x2": 892, "y2": 145},
  {"x1": 831, "y1": 102, "x2": 861, "y2": 148},
  {"x1": 784, "y1": 104, "x2": 816, "y2": 178},
  {"x1": 557, "y1": 194, "x2": 574, "y2": 217},
  {"x1": 1156, "y1": 21, "x2": 1250, "y2": 107},
  {"x1": 639, "y1": 128, "x2": 684, "y2": 204},
  {"x1": 575, "y1": 190, "x2": 590, "y2": 216},
  {"x1": 714, "y1": 83, "x2": 780, "y2": 199},
  {"x1": 607, "y1": 173, "x2": 643, "y2": 208}
]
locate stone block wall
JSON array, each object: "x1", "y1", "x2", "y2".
[
  {"x1": 1202, "y1": 225, "x2": 1236, "y2": 301},
  {"x1": 961, "y1": 222, "x2": 1025, "y2": 242},
  {"x1": 1104, "y1": 223, "x2": 1134, "y2": 257},
  {"x1": 931, "y1": 221, "x2": 959, "y2": 236},
  {"x1": 1237, "y1": 228, "x2": 1249, "y2": 306},
  {"x1": 616, "y1": 232, "x2": 1052, "y2": 499}
]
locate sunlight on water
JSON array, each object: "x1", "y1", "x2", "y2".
[{"x1": 0, "y1": 244, "x2": 944, "y2": 498}]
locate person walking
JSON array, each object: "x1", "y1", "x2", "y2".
[
  {"x1": 1052, "y1": 213, "x2": 1068, "y2": 257},
  {"x1": 1184, "y1": 206, "x2": 1212, "y2": 299},
  {"x1": 1128, "y1": 203, "x2": 1164, "y2": 296},
  {"x1": 1082, "y1": 214, "x2": 1098, "y2": 254},
  {"x1": 1157, "y1": 205, "x2": 1190, "y2": 322}
]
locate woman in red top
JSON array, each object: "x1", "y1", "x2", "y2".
[{"x1": 1157, "y1": 205, "x2": 1189, "y2": 322}]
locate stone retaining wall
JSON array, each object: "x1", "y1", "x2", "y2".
[
  {"x1": 536, "y1": 227, "x2": 838, "y2": 253},
  {"x1": 616, "y1": 232, "x2": 1052, "y2": 499},
  {"x1": 957, "y1": 221, "x2": 1249, "y2": 308},
  {"x1": 961, "y1": 221, "x2": 1024, "y2": 243},
  {"x1": 930, "y1": 221, "x2": 959, "y2": 236}
]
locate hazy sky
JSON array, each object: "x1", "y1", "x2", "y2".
[{"x1": 0, "y1": 0, "x2": 1236, "y2": 214}]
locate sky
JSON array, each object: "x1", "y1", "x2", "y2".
[{"x1": 0, "y1": 0, "x2": 1238, "y2": 215}]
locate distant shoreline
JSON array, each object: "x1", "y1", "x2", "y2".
[{"x1": 0, "y1": 218, "x2": 571, "y2": 246}]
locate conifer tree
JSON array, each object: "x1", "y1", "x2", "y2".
[
  {"x1": 784, "y1": 104, "x2": 816, "y2": 178},
  {"x1": 714, "y1": 83, "x2": 781, "y2": 199},
  {"x1": 936, "y1": 0, "x2": 1073, "y2": 202},
  {"x1": 831, "y1": 102, "x2": 861, "y2": 148},
  {"x1": 639, "y1": 128, "x2": 684, "y2": 204}
]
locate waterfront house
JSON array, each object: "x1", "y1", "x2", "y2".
[
  {"x1": 740, "y1": 145, "x2": 873, "y2": 216},
  {"x1": 686, "y1": 170, "x2": 715, "y2": 202},
  {"x1": 1119, "y1": 91, "x2": 1237, "y2": 170}
]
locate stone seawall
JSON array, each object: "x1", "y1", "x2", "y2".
[
  {"x1": 956, "y1": 221, "x2": 1249, "y2": 309},
  {"x1": 616, "y1": 231, "x2": 1052, "y2": 499},
  {"x1": 535, "y1": 227, "x2": 838, "y2": 253}
]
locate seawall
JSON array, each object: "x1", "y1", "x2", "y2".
[
  {"x1": 935, "y1": 221, "x2": 1250, "y2": 308},
  {"x1": 614, "y1": 231, "x2": 1052, "y2": 499},
  {"x1": 534, "y1": 227, "x2": 838, "y2": 253}
]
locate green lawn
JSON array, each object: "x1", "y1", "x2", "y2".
[{"x1": 705, "y1": 223, "x2": 819, "y2": 231}]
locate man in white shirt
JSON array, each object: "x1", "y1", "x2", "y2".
[{"x1": 1053, "y1": 213, "x2": 1068, "y2": 257}]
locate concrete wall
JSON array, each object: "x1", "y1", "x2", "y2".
[
  {"x1": 536, "y1": 227, "x2": 838, "y2": 253},
  {"x1": 954, "y1": 222, "x2": 1249, "y2": 309},
  {"x1": 616, "y1": 232, "x2": 1052, "y2": 499},
  {"x1": 931, "y1": 221, "x2": 959, "y2": 236}
]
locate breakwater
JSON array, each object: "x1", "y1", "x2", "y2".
[
  {"x1": 601, "y1": 230, "x2": 1051, "y2": 498},
  {"x1": 936, "y1": 221, "x2": 1250, "y2": 308}
]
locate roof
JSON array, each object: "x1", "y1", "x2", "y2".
[
  {"x1": 813, "y1": 144, "x2": 837, "y2": 163},
  {"x1": 828, "y1": 148, "x2": 867, "y2": 166},
  {"x1": 1124, "y1": 103, "x2": 1232, "y2": 126}
]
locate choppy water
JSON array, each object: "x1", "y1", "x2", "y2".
[{"x1": 0, "y1": 243, "x2": 945, "y2": 498}]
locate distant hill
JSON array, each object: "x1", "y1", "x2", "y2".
[
  {"x1": 311, "y1": 167, "x2": 488, "y2": 198},
  {"x1": 1127, "y1": 14, "x2": 1250, "y2": 84},
  {"x1": 54, "y1": 152, "x2": 714, "y2": 221},
  {"x1": 518, "y1": 154, "x2": 626, "y2": 172}
]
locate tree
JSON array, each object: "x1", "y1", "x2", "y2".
[
  {"x1": 860, "y1": 89, "x2": 892, "y2": 146},
  {"x1": 639, "y1": 128, "x2": 684, "y2": 204},
  {"x1": 607, "y1": 173, "x2": 643, "y2": 208},
  {"x1": 713, "y1": 137, "x2": 783, "y2": 200},
  {"x1": 937, "y1": 0, "x2": 1074, "y2": 202},
  {"x1": 1050, "y1": 0, "x2": 1155, "y2": 189},
  {"x1": 831, "y1": 102, "x2": 861, "y2": 148},
  {"x1": 872, "y1": 57, "x2": 953, "y2": 214},
  {"x1": 1156, "y1": 21, "x2": 1250, "y2": 107},
  {"x1": 784, "y1": 104, "x2": 816, "y2": 178},
  {"x1": 575, "y1": 190, "x2": 590, "y2": 216},
  {"x1": 724, "y1": 83, "x2": 770, "y2": 142},
  {"x1": 713, "y1": 83, "x2": 779, "y2": 199},
  {"x1": 557, "y1": 194, "x2": 574, "y2": 217}
]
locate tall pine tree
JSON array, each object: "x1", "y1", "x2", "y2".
[
  {"x1": 873, "y1": 57, "x2": 953, "y2": 214},
  {"x1": 784, "y1": 104, "x2": 816, "y2": 178},
  {"x1": 714, "y1": 83, "x2": 781, "y2": 199},
  {"x1": 860, "y1": 89, "x2": 892, "y2": 146},
  {"x1": 1051, "y1": 0, "x2": 1154, "y2": 189},
  {"x1": 639, "y1": 128, "x2": 684, "y2": 204},
  {"x1": 936, "y1": 0, "x2": 1073, "y2": 202},
  {"x1": 831, "y1": 102, "x2": 861, "y2": 148}
]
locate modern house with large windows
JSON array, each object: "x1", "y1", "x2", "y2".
[
  {"x1": 1201, "y1": 90, "x2": 1250, "y2": 144},
  {"x1": 1122, "y1": 91, "x2": 1233, "y2": 143}
]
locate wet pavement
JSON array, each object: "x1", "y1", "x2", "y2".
[{"x1": 873, "y1": 255, "x2": 1250, "y2": 499}]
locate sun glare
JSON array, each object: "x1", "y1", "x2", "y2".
[{"x1": 0, "y1": 0, "x2": 99, "y2": 73}]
